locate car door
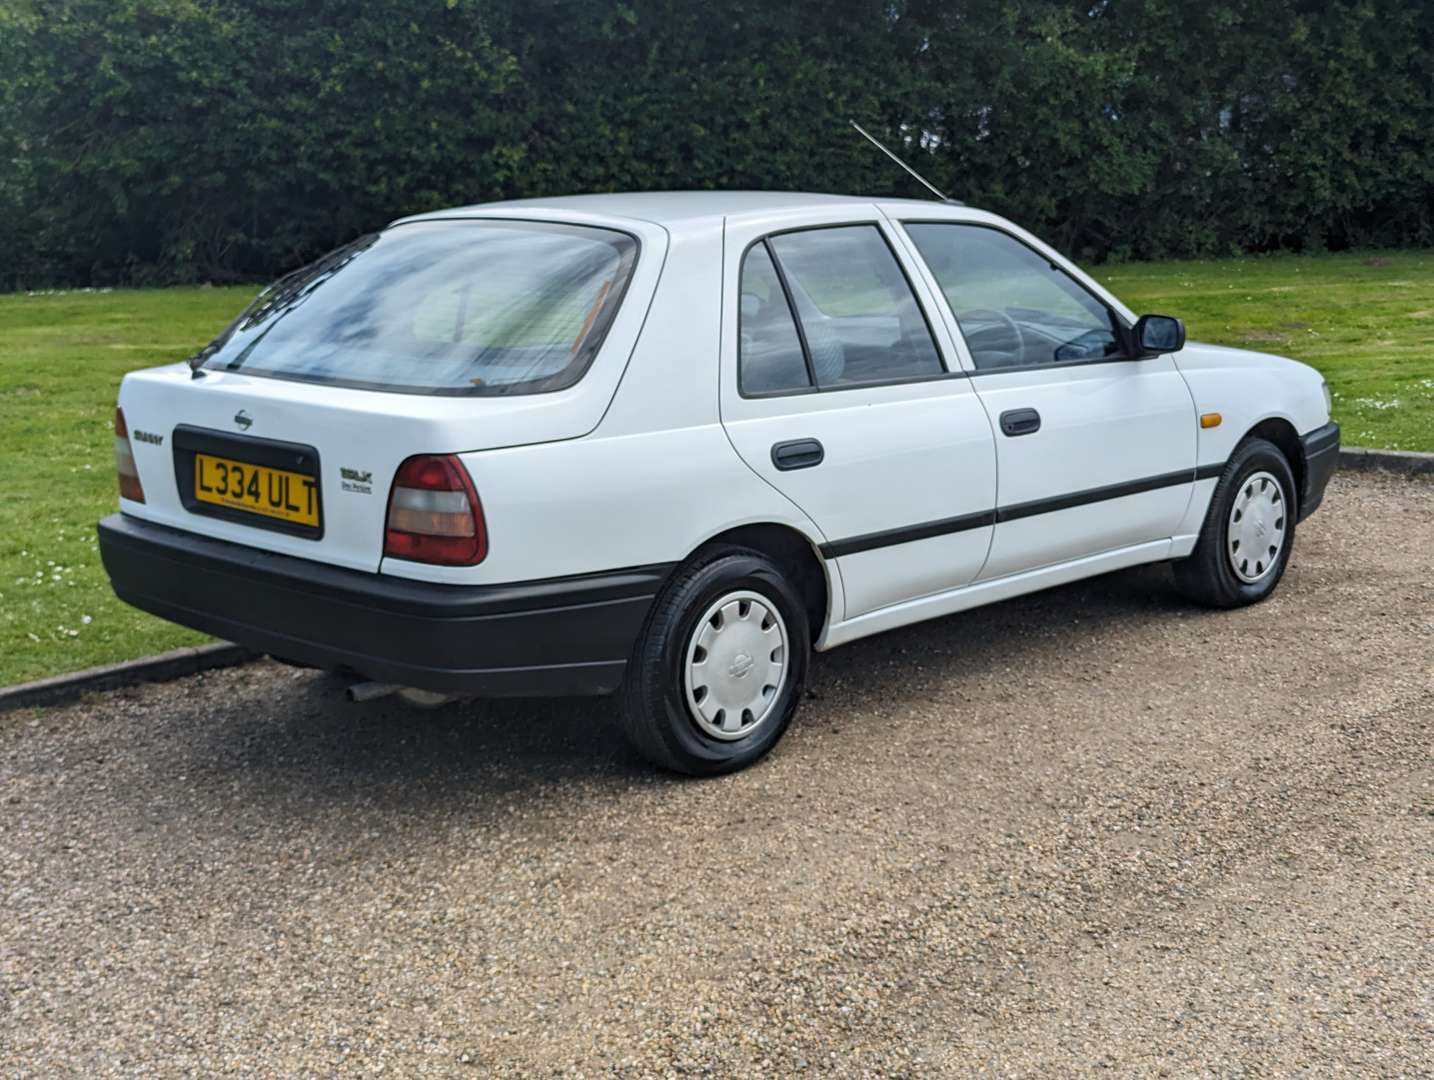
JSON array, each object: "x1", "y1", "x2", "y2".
[
  {"x1": 899, "y1": 219, "x2": 1197, "y2": 581},
  {"x1": 719, "y1": 209, "x2": 997, "y2": 622}
]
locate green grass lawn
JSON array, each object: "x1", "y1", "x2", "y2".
[
  {"x1": 2, "y1": 250, "x2": 1433, "y2": 686},
  {"x1": 1100, "y1": 250, "x2": 1434, "y2": 451},
  {"x1": 1, "y1": 286, "x2": 254, "y2": 686}
]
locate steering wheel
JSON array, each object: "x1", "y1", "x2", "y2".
[{"x1": 958, "y1": 308, "x2": 1027, "y2": 367}]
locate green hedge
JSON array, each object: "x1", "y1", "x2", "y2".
[{"x1": 3, "y1": 0, "x2": 1433, "y2": 287}]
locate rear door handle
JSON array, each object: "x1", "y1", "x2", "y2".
[
  {"x1": 999, "y1": 408, "x2": 1041, "y2": 437},
  {"x1": 771, "y1": 438, "x2": 825, "y2": 471}
]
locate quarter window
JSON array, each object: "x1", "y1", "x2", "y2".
[
  {"x1": 738, "y1": 243, "x2": 812, "y2": 395},
  {"x1": 767, "y1": 226, "x2": 944, "y2": 387},
  {"x1": 905, "y1": 223, "x2": 1126, "y2": 371}
]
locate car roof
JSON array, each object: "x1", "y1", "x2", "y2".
[{"x1": 400, "y1": 190, "x2": 959, "y2": 229}]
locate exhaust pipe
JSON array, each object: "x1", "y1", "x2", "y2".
[{"x1": 346, "y1": 681, "x2": 399, "y2": 703}]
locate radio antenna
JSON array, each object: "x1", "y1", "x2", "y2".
[{"x1": 849, "y1": 119, "x2": 959, "y2": 204}]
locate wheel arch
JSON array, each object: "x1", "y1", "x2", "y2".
[
  {"x1": 688, "y1": 522, "x2": 832, "y2": 643},
  {"x1": 1241, "y1": 416, "x2": 1305, "y2": 516}
]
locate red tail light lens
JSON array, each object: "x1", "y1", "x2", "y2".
[
  {"x1": 114, "y1": 407, "x2": 146, "y2": 503},
  {"x1": 383, "y1": 454, "x2": 487, "y2": 565}
]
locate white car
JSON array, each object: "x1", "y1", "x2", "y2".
[{"x1": 99, "y1": 192, "x2": 1339, "y2": 774}]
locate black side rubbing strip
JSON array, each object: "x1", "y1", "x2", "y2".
[
  {"x1": 820, "y1": 465, "x2": 1218, "y2": 559},
  {"x1": 818, "y1": 509, "x2": 996, "y2": 559},
  {"x1": 994, "y1": 468, "x2": 1194, "y2": 523}
]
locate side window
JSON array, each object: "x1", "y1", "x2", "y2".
[
  {"x1": 738, "y1": 244, "x2": 812, "y2": 395},
  {"x1": 905, "y1": 223, "x2": 1126, "y2": 371},
  {"x1": 766, "y1": 226, "x2": 944, "y2": 388}
]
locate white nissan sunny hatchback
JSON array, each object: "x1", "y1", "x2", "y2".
[{"x1": 100, "y1": 192, "x2": 1339, "y2": 774}]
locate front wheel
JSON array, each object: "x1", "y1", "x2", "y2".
[
  {"x1": 1174, "y1": 437, "x2": 1298, "y2": 608},
  {"x1": 618, "y1": 545, "x2": 810, "y2": 775}
]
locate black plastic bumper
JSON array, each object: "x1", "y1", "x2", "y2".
[
  {"x1": 1298, "y1": 421, "x2": 1340, "y2": 522},
  {"x1": 97, "y1": 514, "x2": 672, "y2": 696}
]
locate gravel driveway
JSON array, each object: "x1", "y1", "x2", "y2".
[{"x1": 3, "y1": 472, "x2": 1431, "y2": 1077}]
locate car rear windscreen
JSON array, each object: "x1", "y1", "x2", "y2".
[{"x1": 198, "y1": 220, "x2": 639, "y2": 395}]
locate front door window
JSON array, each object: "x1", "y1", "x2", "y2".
[{"x1": 904, "y1": 223, "x2": 1126, "y2": 371}]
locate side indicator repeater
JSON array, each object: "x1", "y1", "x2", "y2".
[{"x1": 1200, "y1": 413, "x2": 1223, "y2": 429}]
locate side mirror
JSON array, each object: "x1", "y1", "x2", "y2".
[{"x1": 1133, "y1": 313, "x2": 1185, "y2": 356}]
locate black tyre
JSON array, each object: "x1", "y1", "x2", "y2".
[
  {"x1": 1173, "y1": 437, "x2": 1298, "y2": 608},
  {"x1": 618, "y1": 545, "x2": 810, "y2": 775}
]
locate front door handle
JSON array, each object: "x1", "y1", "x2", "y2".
[
  {"x1": 771, "y1": 438, "x2": 825, "y2": 471},
  {"x1": 999, "y1": 408, "x2": 1041, "y2": 437}
]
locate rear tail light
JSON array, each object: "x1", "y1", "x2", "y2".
[
  {"x1": 114, "y1": 407, "x2": 145, "y2": 503},
  {"x1": 383, "y1": 454, "x2": 487, "y2": 565}
]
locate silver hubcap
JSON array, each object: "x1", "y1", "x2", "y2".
[
  {"x1": 683, "y1": 590, "x2": 789, "y2": 741},
  {"x1": 1227, "y1": 470, "x2": 1286, "y2": 583}
]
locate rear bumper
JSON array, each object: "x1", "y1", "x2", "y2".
[
  {"x1": 97, "y1": 514, "x2": 671, "y2": 696},
  {"x1": 1299, "y1": 421, "x2": 1340, "y2": 522}
]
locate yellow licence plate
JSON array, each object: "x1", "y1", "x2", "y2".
[{"x1": 194, "y1": 453, "x2": 319, "y2": 527}]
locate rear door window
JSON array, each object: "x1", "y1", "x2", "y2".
[
  {"x1": 198, "y1": 220, "x2": 638, "y2": 395},
  {"x1": 766, "y1": 226, "x2": 944, "y2": 388}
]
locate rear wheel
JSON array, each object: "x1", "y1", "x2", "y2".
[
  {"x1": 618, "y1": 546, "x2": 810, "y2": 775},
  {"x1": 1174, "y1": 437, "x2": 1297, "y2": 608}
]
